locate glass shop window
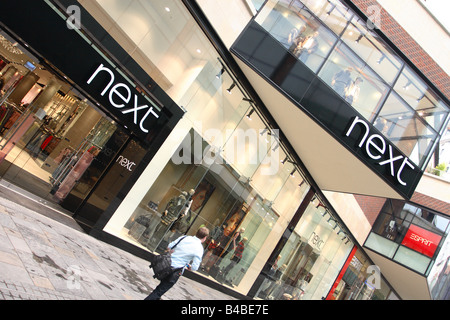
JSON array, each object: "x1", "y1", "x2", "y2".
[
  {"x1": 394, "y1": 66, "x2": 449, "y2": 132},
  {"x1": 374, "y1": 92, "x2": 437, "y2": 167},
  {"x1": 255, "y1": 0, "x2": 338, "y2": 73},
  {"x1": 253, "y1": 198, "x2": 353, "y2": 300},
  {"x1": 122, "y1": 129, "x2": 218, "y2": 252},
  {"x1": 341, "y1": 17, "x2": 403, "y2": 85},
  {"x1": 302, "y1": 0, "x2": 353, "y2": 36},
  {"x1": 318, "y1": 42, "x2": 389, "y2": 120}
]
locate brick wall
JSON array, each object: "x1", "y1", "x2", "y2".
[
  {"x1": 355, "y1": 192, "x2": 450, "y2": 226},
  {"x1": 411, "y1": 192, "x2": 450, "y2": 216},
  {"x1": 354, "y1": 194, "x2": 386, "y2": 225},
  {"x1": 350, "y1": 0, "x2": 450, "y2": 101}
]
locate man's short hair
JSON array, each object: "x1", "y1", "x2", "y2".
[{"x1": 196, "y1": 227, "x2": 210, "y2": 239}]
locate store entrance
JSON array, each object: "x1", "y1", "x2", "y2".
[{"x1": 0, "y1": 30, "x2": 130, "y2": 216}]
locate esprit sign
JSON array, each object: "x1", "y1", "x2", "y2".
[
  {"x1": 345, "y1": 116, "x2": 416, "y2": 187},
  {"x1": 87, "y1": 64, "x2": 160, "y2": 135},
  {"x1": 401, "y1": 224, "x2": 442, "y2": 258}
]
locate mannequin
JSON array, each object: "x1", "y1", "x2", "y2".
[
  {"x1": 169, "y1": 189, "x2": 196, "y2": 238},
  {"x1": 146, "y1": 189, "x2": 194, "y2": 250},
  {"x1": 220, "y1": 237, "x2": 248, "y2": 286},
  {"x1": 53, "y1": 146, "x2": 100, "y2": 201},
  {"x1": 345, "y1": 77, "x2": 363, "y2": 105},
  {"x1": 383, "y1": 220, "x2": 398, "y2": 240}
]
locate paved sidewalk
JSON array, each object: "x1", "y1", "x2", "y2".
[{"x1": 0, "y1": 193, "x2": 237, "y2": 300}]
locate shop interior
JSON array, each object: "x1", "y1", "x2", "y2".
[{"x1": 0, "y1": 29, "x2": 122, "y2": 210}]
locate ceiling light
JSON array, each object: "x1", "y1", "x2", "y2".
[
  {"x1": 402, "y1": 80, "x2": 412, "y2": 90},
  {"x1": 216, "y1": 68, "x2": 225, "y2": 79},
  {"x1": 246, "y1": 108, "x2": 254, "y2": 120},
  {"x1": 227, "y1": 82, "x2": 236, "y2": 94},
  {"x1": 164, "y1": 7, "x2": 171, "y2": 12},
  {"x1": 376, "y1": 54, "x2": 385, "y2": 64}
]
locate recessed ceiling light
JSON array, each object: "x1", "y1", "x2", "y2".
[
  {"x1": 196, "y1": 49, "x2": 202, "y2": 54},
  {"x1": 165, "y1": 7, "x2": 170, "y2": 12}
]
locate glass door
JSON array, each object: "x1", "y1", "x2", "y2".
[{"x1": 0, "y1": 30, "x2": 129, "y2": 212}]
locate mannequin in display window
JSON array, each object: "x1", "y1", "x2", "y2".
[
  {"x1": 295, "y1": 31, "x2": 319, "y2": 63},
  {"x1": 383, "y1": 219, "x2": 398, "y2": 240},
  {"x1": 53, "y1": 146, "x2": 100, "y2": 202},
  {"x1": 345, "y1": 77, "x2": 363, "y2": 105},
  {"x1": 145, "y1": 189, "x2": 195, "y2": 250},
  {"x1": 288, "y1": 26, "x2": 306, "y2": 53},
  {"x1": 220, "y1": 237, "x2": 248, "y2": 286},
  {"x1": 331, "y1": 67, "x2": 353, "y2": 98}
]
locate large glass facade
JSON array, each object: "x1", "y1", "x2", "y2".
[
  {"x1": 76, "y1": 0, "x2": 385, "y2": 298},
  {"x1": 80, "y1": 0, "x2": 316, "y2": 294},
  {"x1": 255, "y1": 0, "x2": 450, "y2": 169}
]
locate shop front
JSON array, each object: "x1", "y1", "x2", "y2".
[
  {"x1": 0, "y1": 1, "x2": 184, "y2": 231},
  {"x1": 60, "y1": 0, "x2": 359, "y2": 296},
  {"x1": 0, "y1": 0, "x2": 399, "y2": 299},
  {"x1": 248, "y1": 196, "x2": 355, "y2": 300}
]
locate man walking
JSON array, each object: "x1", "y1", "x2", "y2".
[{"x1": 145, "y1": 227, "x2": 209, "y2": 300}]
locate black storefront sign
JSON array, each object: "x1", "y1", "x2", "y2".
[
  {"x1": 86, "y1": 63, "x2": 162, "y2": 137},
  {"x1": 231, "y1": 21, "x2": 422, "y2": 199},
  {"x1": 0, "y1": 0, "x2": 183, "y2": 144}
]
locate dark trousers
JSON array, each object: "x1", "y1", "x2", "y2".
[{"x1": 144, "y1": 270, "x2": 182, "y2": 300}]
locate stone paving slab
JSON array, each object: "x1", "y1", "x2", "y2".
[{"x1": 0, "y1": 197, "x2": 236, "y2": 301}]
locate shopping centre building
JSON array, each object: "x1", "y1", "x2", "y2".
[{"x1": 0, "y1": 0, "x2": 449, "y2": 300}]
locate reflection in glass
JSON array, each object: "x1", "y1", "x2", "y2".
[{"x1": 394, "y1": 66, "x2": 449, "y2": 132}]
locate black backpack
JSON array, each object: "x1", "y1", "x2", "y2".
[{"x1": 149, "y1": 236, "x2": 186, "y2": 280}]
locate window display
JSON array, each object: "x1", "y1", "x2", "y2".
[
  {"x1": 252, "y1": 197, "x2": 354, "y2": 300},
  {"x1": 107, "y1": 123, "x2": 309, "y2": 292},
  {"x1": 366, "y1": 199, "x2": 449, "y2": 275},
  {"x1": 0, "y1": 29, "x2": 129, "y2": 214}
]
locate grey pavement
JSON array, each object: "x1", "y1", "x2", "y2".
[{"x1": 0, "y1": 183, "x2": 237, "y2": 301}]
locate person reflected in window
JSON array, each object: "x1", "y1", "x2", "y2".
[
  {"x1": 331, "y1": 67, "x2": 353, "y2": 98},
  {"x1": 345, "y1": 77, "x2": 363, "y2": 105}
]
